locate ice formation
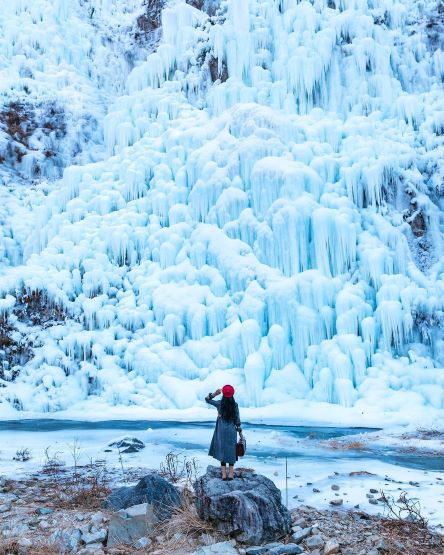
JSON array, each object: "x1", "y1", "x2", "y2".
[{"x1": 0, "y1": 0, "x2": 443, "y2": 417}]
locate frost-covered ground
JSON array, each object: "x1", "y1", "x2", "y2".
[
  {"x1": 1, "y1": 421, "x2": 444, "y2": 527},
  {"x1": 0, "y1": 0, "x2": 444, "y2": 422}
]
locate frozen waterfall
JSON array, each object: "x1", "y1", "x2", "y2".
[{"x1": 0, "y1": 0, "x2": 443, "y2": 420}]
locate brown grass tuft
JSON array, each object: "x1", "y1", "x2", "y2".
[
  {"x1": 153, "y1": 492, "x2": 218, "y2": 554},
  {"x1": 326, "y1": 439, "x2": 367, "y2": 451}
]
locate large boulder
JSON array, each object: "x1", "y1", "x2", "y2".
[
  {"x1": 194, "y1": 466, "x2": 291, "y2": 544},
  {"x1": 103, "y1": 472, "x2": 180, "y2": 520}
]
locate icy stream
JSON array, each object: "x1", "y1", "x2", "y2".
[{"x1": 1, "y1": 420, "x2": 444, "y2": 524}]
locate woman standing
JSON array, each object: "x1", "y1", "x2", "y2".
[{"x1": 205, "y1": 384, "x2": 242, "y2": 480}]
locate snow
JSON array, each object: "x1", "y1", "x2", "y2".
[
  {"x1": 0, "y1": 0, "x2": 443, "y2": 422},
  {"x1": 1, "y1": 422, "x2": 444, "y2": 526}
]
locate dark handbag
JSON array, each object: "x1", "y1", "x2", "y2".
[{"x1": 236, "y1": 433, "x2": 246, "y2": 457}]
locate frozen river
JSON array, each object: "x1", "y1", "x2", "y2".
[{"x1": 1, "y1": 420, "x2": 443, "y2": 526}]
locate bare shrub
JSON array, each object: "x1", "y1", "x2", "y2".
[
  {"x1": 380, "y1": 490, "x2": 427, "y2": 527},
  {"x1": 13, "y1": 447, "x2": 31, "y2": 462},
  {"x1": 42, "y1": 446, "x2": 66, "y2": 475},
  {"x1": 159, "y1": 451, "x2": 200, "y2": 486},
  {"x1": 40, "y1": 450, "x2": 110, "y2": 510}
]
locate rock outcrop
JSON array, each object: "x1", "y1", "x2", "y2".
[
  {"x1": 194, "y1": 466, "x2": 291, "y2": 544},
  {"x1": 108, "y1": 437, "x2": 145, "y2": 453},
  {"x1": 103, "y1": 472, "x2": 180, "y2": 520}
]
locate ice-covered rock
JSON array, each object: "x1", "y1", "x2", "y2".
[{"x1": 108, "y1": 437, "x2": 145, "y2": 453}]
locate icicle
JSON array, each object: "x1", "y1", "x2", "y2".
[{"x1": 244, "y1": 352, "x2": 265, "y2": 407}]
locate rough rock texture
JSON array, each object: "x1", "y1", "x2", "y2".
[
  {"x1": 108, "y1": 437, "x2": 145, "y2": 453},
  {"x1": 194, "y1": 466, "x2": 291, "y2": 544},
  {"x1": 103, "y1": 472, "x2": 180, "y2": 520},
  {"x1": 107, "y1": 503, "x2": 156, "y2": 547},
  {"x1": 187, "y1": 540, "x2": 238, "y2": 555},
  {"x1": 246, "y1": 543, "x2": 304, "y2": 555}
]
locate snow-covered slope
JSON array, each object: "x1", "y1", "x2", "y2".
[{"x1": 0, "y1": 0, "x2": 443, "y2": 420}]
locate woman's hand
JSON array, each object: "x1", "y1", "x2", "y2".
[{"x1": 214, "y1": 388, "x2": 222, "y2": 396}]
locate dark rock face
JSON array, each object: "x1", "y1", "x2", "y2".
[
  {"x1": 103, "y1": 472, "x2": 180, "y2": 520},
  {"x1": 194, "y1": 466, "x2": 291, "y2": 544},
  {"x1": 108, "y1": 437, "x2": 145, "y2": 453}
]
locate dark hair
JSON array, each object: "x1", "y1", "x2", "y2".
[{"x1": 220, "y1": 396, "x2": 236, "y2": 422}]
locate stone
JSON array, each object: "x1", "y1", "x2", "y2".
[
  {"x1": 313, "y1": 488, "x2": 320, "y2": 493},
  {"x1": 200, "y1": 533, "x2": 220, "y2": 546},
  {"x1": 18, "y1": 538, "x2": 32, "y2": 550},
  {"x1": 292, "y1": 518, "x2": 306, "y2": 528},
  {"x1": 82, "y1": 528, "x2": 107, "y2": 545},
  {"x1": 306, "y1": 535, "x2": 324, "y2": 549},
  {"x1": 376, "y1": 539, "x2": 389, "y2": 552},
  {"x1": 78, "y1": 544, "x2": 105, "y2": 555},
  {"x1": 103, "y1": 472, "x2": 180, "y2": 521},
  {"x1": 329, "y1": 499, "x2": 343, "y2": 506},
  {"x1": 0, "y1": 493, "x2": 18, "y2": 503},
  {"x1": 268, "y1": 543, "x2": 305, "y2": 554},
  {"x1": 36, "y1": 507, "x2": 54, "y2": 515},
  {"x1": 189, "y1": 541, "x2": 239, "y2": 554},
  {"x1": 107, "y1": 503, "x2": 156, "y2": 547},
  {"x1": 194, "y1": 466, "x2": 291, "y2": 545},
  {"x1": 108, "y1": 437, "x2": 145, "y2": 453},
  {"x1": 323, "y1": 539, "x2": 340, "y2": 555},
  {"x1": 366, "y1": 494, "x2": 374, "y2": 498},
  {"x1": 0, "y1": 501, "x2": 12, "y2": 513},
  {"x1": 246, "y1": 545, "x2": 283, "y2": 555},
  {"x1": 331, "y1": 485, "x2": 340, "y2": 491},
  {"x1": 292, "y1": 527, "x2": 312, "y2": 543},
  {"x1": 39, "y1": 520, "x2": 50, "y2": 529},
  {"x1": 90, "y1": 511, "x2": 105, "y2": 527},
  {"x1": 134, "y1": 536, "x2": 152, "y2": 549},
  {"x1": 50, "y1": 528, "x2": 82, "y2": 553},
  {"x1": 369, "y1": 488, "x2": 378, "y2": 494},
  {"x1": 368, "y1": 498, "x2": 378, "y2": 505}
]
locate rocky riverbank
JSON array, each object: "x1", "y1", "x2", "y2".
[{"x1": 1, "y1": 461, "x2": 444, "y2": 555}]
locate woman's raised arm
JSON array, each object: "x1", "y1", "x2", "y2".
[{"x1": 205, "y1": 388, "x2": 221, "y2": 407}]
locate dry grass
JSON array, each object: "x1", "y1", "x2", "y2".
[
  {"x1": 0, "y1": 539, "x2": 60, "y2": 555},
  {"x1": 326, "y1": 439, "x2": 367, "y2": 451},
  {"x1": 401, "y1": 428, "x2": 444, "y2": 441},
  {"x1": 39, "y1": 460, "x2": 111, "y2": 510},
  {"x1": 0, "y1": 539, "x2": 20, "y2": 555},
  {"x1": 152, "y1": 491, "x2": 218, "y2": 554},
  {"x1": 378, "y1": 518, "x2": 444, "y2": 555}
]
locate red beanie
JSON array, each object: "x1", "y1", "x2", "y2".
[{"x1": 222, "y1": 384, "x2": 235, "y2": 398}]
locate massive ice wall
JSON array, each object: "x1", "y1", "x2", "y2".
[{"x1": 0, "y1": 0, "x2": 443, "y2": 415}]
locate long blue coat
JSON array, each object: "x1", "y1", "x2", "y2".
[{"x1": 206, "y1": 397, "x2": 241, "y2": 465}]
